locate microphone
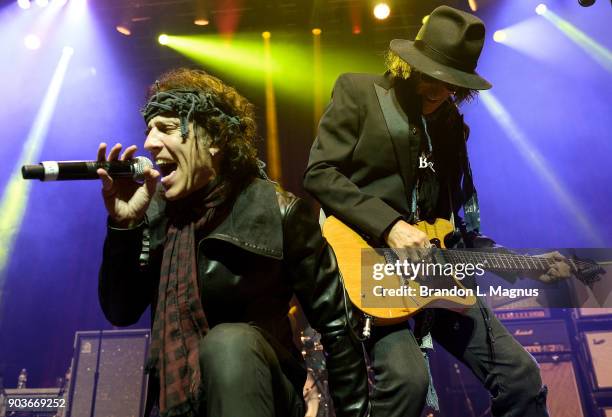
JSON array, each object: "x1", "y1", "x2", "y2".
[{"x1": 21, "y1": 156, "x2": 153, "y2": 181}]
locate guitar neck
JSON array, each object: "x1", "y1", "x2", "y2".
[{"x1": 443, "y1": 250, "x2": 557, "y2": 273}]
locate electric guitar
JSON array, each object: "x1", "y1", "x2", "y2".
[{"x1": 322, "y1": 216, "x2": 605, "y2": 326}]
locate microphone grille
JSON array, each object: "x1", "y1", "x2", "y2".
[{"x1": 133, "y1": 156, "x2": 153, "y2": 180}]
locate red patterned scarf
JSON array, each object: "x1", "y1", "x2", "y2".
[{"x1": 147, "y1": 180, "x2": 229, "y2": 417}]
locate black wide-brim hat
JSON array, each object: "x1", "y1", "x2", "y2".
[{"x1": 390, "y1": 5, "x2": 492, "y2": 90}]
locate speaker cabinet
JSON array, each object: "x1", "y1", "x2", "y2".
[
  {"x1": 583, "y1": 330, "x2": 612, "y2": 390},
  {"x1": 537, "y1": 354, "x2": 586, "y2": 417},
  {"x1": 67, "y1": 329, "x2": 150, "y2": 417}
]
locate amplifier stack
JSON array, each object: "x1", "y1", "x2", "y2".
[
  {"x1": 572, "y1": 307, "x2": 612, "y2": 416},
  {"x1": 504, "y1": 319, "x2": 587, "y2": 417}
]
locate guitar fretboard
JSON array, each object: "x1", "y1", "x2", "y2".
[{"x1": 444, "y1": 250, "x2": 557, "y2": 272}]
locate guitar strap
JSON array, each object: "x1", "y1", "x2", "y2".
[
  {"x1": 460, "y1": 121, "x2": 481, "y2": 233},
  {"x1": 446, "y1": 121, "x2": 482, "y2": 234}
]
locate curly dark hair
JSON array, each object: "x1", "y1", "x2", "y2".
[{"x1": 146, "y1": 68, "x2": 260, "y2": 186}]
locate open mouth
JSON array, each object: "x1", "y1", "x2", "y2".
[{"x1": 155, "y1": 160, "x2": 178, "y2": 177}]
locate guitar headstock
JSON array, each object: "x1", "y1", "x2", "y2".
[{"x1": 572, "y1": 256, "x2": 606, "y2": 288}]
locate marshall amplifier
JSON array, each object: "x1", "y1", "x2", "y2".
[
  {"x1": 538, "y1": 353, "x2": 587, "y2": 417},
  {"x1": 67, "y1": 329, "x2": 150, "y2": 417},
  {"x1": 436, "y1": 320, "x2": 586, "y2": 417},
  {"x1": 494, "y1": 307, "x2": 551, "y2": 321},
  {"x1": 582, "y1": 330, "x2": 612, "y2": 390},
  {"x1": 577, "y1": 308, "x2": 612, "y2": 319},
  {"x1": 503, "y1": 320, "x2": 572, "y2": 354}
]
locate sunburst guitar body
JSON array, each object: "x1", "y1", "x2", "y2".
[
  {"x1": 322, "y1": 216, "x2": 475, "y2": 326},
  {"x1": 323, "y1": 216, "x2": 604, "y2": 326}
]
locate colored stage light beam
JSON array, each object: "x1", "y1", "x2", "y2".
[
  {"x1": 480, "y1": 91, "x2": 604, "y2": 245},
  {"x1": 262, "y1": 31, "x2": 281, "y2": 182},
  {"x1": 312, "y1": 28, "x2": 323, "y2": 131},
  {"x1": 0, "y1": 46, "x2": 74, "y2": 308},
  {"x1": 157, "y1": 34, "x2": 267, "y2": 85},
  {"x1": 24, "y1": 33, "x2": 41, "y2": 49},
  {"x1": 28, "y1": 0, "x2": 72, "y2": 43},
  {"x1": 537, "y1": 5, "x2": 612, "y2": 72},
  {"x1": 161, "y1": 33, "x2": 380, "y2": 106}
]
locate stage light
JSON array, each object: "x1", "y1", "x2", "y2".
[
  {"x1": 35, "y1": 0, "x2": 49, "y2": 7},
  {"x1": 493, "y1": 30, "x2": 507, "y2": 43},
  {"x1": 352, "y1": 25, "x2": 361, "y2": 35},
  {"x1": 312, "y1": 28, "x2": 321, "y2": 36},
  {"x1": 373, "y1": 3, "x2": 390, "y2": 20},
  {"x1": 158, "y1": 34, "x2": 169, "y2": 45},
  {"x1": 17, "y1": 0, "x2": 31, "y2": 9},
  {"x1": 468, "y1": 0, "x2": 478, "y2": 12},
  {"x1": 0, "y1": 45, "x2": 74, "y2": 298},
  {"x1": 62, "y1": 46, "x2": 74, "y2": 56},
  {"x1": 480, "y1": 91, "x2": 602, "y2": 245},
  {"x1": 194, "y1": 0, "x2": 209, "y2": 27},
  {"x1": 422, "y1": 15, "x2": 429, "y2": 25},
  {"x1": 24, "y1": 34, "x2": 41, "y2": 50},
  {"x1": 261, "y1": 28, "x2": 281, "y2": 181},
  {"x1": 539, "y1": 7, "x2": 612, "y2": 72},
  {"x1": 578, "y1": 0, "x2": 596, "y2": 6},
  {"x1": 116, "y1": 25, "x2": 131, "y2": 36},
  {"x1": 535, "y1": 4, "x2": 548, "y2": 15}
]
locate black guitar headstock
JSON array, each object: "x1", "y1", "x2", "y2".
[{"x1": 571, "y1": 256, "x2": 606, "y2": 288}]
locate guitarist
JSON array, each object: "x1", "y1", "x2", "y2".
[{"x1": 304, "y1": 6, "x2": 570, "y2": 417}]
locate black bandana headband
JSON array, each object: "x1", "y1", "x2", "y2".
[{"x1": 141, "y1": 88, "x2": 241, "y2": 140}]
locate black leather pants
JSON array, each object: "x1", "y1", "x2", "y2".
[
  {"x1": 366, "y1": 300, "x2": 549, "y2": 417},
  {"x1": 198, "y1": 323, "x2": 304, "y2": 417}
]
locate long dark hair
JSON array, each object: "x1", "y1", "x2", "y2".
[
  {"x1": 147, "y1": 68, "x2": 260, "y2": 186},
  {"x1": 384, "y1": 49, "x2": 478, "y2": 106}
]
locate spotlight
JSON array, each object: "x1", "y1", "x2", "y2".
[
  {"x1": 24, "y1": 34, "x2": 41, "y2": 50},
  {"x1": 17, "y1": 0, "x2": 31, "y2": 9},
  {"x1": 194, "y1": 0, "x2": 209, "y2": 27},
  {"x1": 116, "y1": 25, "x2": 131, "y2": 36},
  {"x1": 493, "y1": 30, "x2": 507, "y2": 43},
  {"x1": 35, "y1": 0, "x2": 48, "y2": 6},
  {"x1": 158, "y1": 34, "x2": 169, "y2": 45},
  {"x1": 578, "y1": 0, "x2": 596, "y2": 5},
  {"x1": 312, "y1": 28, "x2": 321, "y2": 36},
  {"x1": 352, "y1": 25, "x2": 361, "y2": 35},
  {"x1": 62, "y1": 46, "x2": 74, "y2": 56},
  {"x1": 262, "y1": 31, "x2": 271, "y2": 39},
  {"x1": 468, "y1": 0, "x2": 478, "y2": 12},
  {"x1": 535, "y1": 4, "x2": 548, "y2": 15},
  {"x1": 373, "y1": 3, "x2": 390, "y2": 20}
]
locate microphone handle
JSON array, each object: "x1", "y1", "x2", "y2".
[{"x1": 22, "y1": 160, "x2": 136, "y2": 181}]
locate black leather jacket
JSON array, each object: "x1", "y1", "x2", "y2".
[{"x1": 98, "y1": 178, "x2": 370, "y2": 417}]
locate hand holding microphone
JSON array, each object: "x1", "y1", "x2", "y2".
[
  {"x1": 21, "y1": 143, "x2": 159, "y2": 226},
  {"x1": 96, "y1": 143, "x2": 159, "y2": 228}
]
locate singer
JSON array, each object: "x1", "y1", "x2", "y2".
[{"x1": 96, "y1": 68, "x2": 368, "y2": 417}]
